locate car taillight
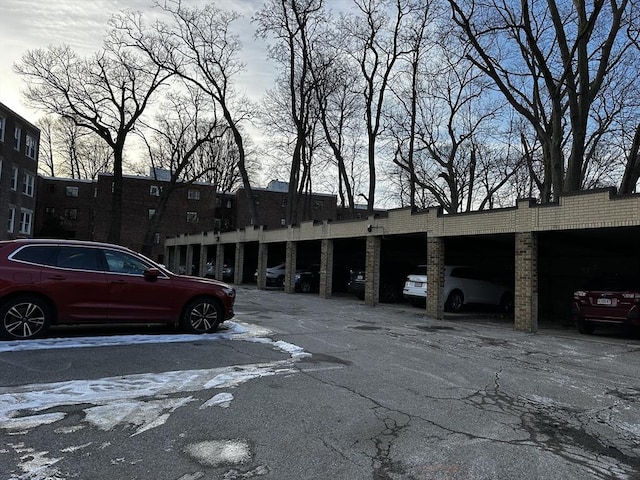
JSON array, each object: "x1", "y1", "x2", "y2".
[
  {"x1": 573, "y1": 290, "x2": 587, "y2": 299},
  {"x1": 622, "y1": 292, "x2": 640, "y2": 300}
]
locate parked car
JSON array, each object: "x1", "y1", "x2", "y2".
[
  {"x1": 348, "y1": 268, "x2": 405, "y2": 303},
  {"x1": 0, "y1": 239, "x2": 236, "y2": 340},
  {"x1": 572, "y1": 273, "x2": 640, "y2": 334},
  {"x1": 403, "y1": 265, "x2": 513, "y2": 313},
  {"x1": 254, "y1": 262, "x2": 287, "y2": 286},
  {"x1": 294, "y1": 264, "x2": 321, "y2": 293},
  {"x1": 403, "y1": 265, "x2": 428, "y2": 306},
  {"x1": 205, "y1": 262, "x2": 234, "y2": 282},
  {"x1": 349, "y1": 269, "x2": 366, "y2": 300}
]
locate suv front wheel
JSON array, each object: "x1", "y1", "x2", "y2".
[{"x1": 445, "y1": 290, "x2": 464, "y2": 313}]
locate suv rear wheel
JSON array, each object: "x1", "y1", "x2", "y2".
[
  {"x1": 0, "y1": 295, "x2": 52, "y2": 340},
  {"x1": 576, "y1": 319, "x2": 595, "y2": 335}
]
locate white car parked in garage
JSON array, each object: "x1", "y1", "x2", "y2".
[{"x1": 403, "y1": 265, "x2": 513, "y2": 312}]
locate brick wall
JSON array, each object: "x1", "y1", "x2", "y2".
[{"x1": 0, "y1": 103, "x2": 39, "y2": 240}]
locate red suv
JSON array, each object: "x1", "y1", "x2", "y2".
[
  {"x1": 572, "y1": 273, "x2": 640, "y2": 334},
  {"x1": 0, "y1": 239, "x2": 235, "y2": 340}
]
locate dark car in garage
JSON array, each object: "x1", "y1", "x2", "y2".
[
  {"x1": 294, "y1": 264, "x2": 321, "y2": 293},
  {"x1": 572, "y1": 273, "x2": 640, "y2": 334}
]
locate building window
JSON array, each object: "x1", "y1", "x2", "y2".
[
  {"x1": 281, "y1": 196, "x2": 287, "y2": 207},
  {"x1": 215, "y1": 196, "x2": 222, "y2": 207},
  {"x1": 253, "y1": 195, "x2": 260, "y2": 205},
  {"x1": 186, "y1": 211, "x2": 198, "y2": 223},
  {"x1": 64, "y1": 208, "x2": 78, "y2": 220},
  {"x1": 8, "y1": 208, "x2": 15, "y2": 233},
  {"x1": 214, "y1": 218, "x2": 221, "y2": 231},
  {"x1": 48, "y1": 184, "x2": 56, "y2": 193},
  {"x1": 280, "y1": 218, "x2": 286, "y2": 226},
  {"x1": 148, "y1": 209, "x2": 156, "y2": 219},
  {"x1": 25, "y1": 135, "x2": 38, "y2": 159},
  {"x1": 45, "y1": 207, "x2": 56, "y2": 215},
  {"x1": 11, "y1": 166, "x2": 19, "y2": 191},
  {"x1": 65, "y1": 186, "x2": 79, "y2": 197},
  {"x1": 22, "y1": 173, "x2": 35, "y2": 197},
  {"x1": 14, "y1": 126, "x2": 21, "y2": 150},
  {"x1": 226, "y1": 199, "x2": 232, "y2": 209},
  {"x1": 0, "y1": 115, "x2": 5, "y2": 142},
  {"x1": 153, "y1": 233, "x2": 160, "y2": 244},
  {"x1": 313, "y1": 200, "x2": 324, "y2": 210},
  {"x1": 188, "y1": 189, "x2": 200, "y2": 200},
  {"x1": 19, "y1": 209, "x2": 33, "y2": 235},
  {"x1": 150, "y1": 185, "x2": 160, "y2": 196}
]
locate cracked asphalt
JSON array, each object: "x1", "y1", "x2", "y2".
[
  {"x1": 1, "y1": 285, "x2": 639, "y2": 480},
  {"x1": 234, "y1": 286, "x2": 640, "y2": 480}
]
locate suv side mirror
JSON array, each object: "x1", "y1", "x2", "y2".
[{"x1": 144, "y1": 268, "x2": 160, "y2": 282}]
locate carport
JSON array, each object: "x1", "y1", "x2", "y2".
[{"x1": 165, "y1": 188, "x2": 640, "y2": 333}]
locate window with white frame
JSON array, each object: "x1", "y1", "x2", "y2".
[
  {"x1": 188, "y1": 189, "x2": 200, "y2": 200},
  {"x1": 64, "y1": 208, "x2": 78, "y2": 220},
  {"x1": 0, "y1": 115, "x2": 5, "y2": 142},
  {"x1": 7, "y1": 208, "x2": 15, "y2": 233},
  {"x1": 150, "y1": 185, "x2": 160, "y2": 196},
  {"x1": 153, "y1": 232, "x2": 160, "y2": 244},
  {"x1": 148, "y1": 208, "x2": 156, "y2": 219},
  {"x1": 22, "y1": 173, "x2": 35, "y2": 197},
  {"x1": 11, "y1": 166, "x2": 19, "y2": 190},
  {"x1": 19, "y1": 209, "x2": 33, "y2": 235},
  {"x1": 65, "y1": 186, "x2": 79, "y2": 197},
  {"x1": 25, "y1": 134, "x2": 38, "y2": 159},
  {"x1": 14, "y1": 126, "x2": 21, "y2": 150},
  {"x1": 186, "y1": 211, "x2": 198, "y2": 223}
]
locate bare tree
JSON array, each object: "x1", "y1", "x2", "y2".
[
  {"x1": 308, "y1": 24, "x2": 366, "y2": 214},
  {"x1": 340, "y1": 0, "x2": 420, "y2": 212},
  {"x1": 35, "y1": 117, "x2": 56, "y2": 177},
  {"x1": 139, "y1": 89, "x2": 229, "y2": 256},
  {"x1": 15, "y1": 42, "x2": 172, "y2": 243},
  {"x1": 53, "y1": 118, "x2": 113, "y2": 180},
  {"x1": 111, "y1": 0, "x2": 260, "y2": 226},
  {"x1": 254, "y1": 0, "x2": 326, "y2": 225},
  {"x1": 448, "y1": 0, "x2": 638, "y2": 202}
]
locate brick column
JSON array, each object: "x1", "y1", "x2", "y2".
[
  {"x1": 426, "y1": 237, "x2": 445, "y2": 319},
  {"x1": 185, "y1": 244, "x2": 194, "y2": 276},
  {"x1": 365, "y1": 235, "x2": 381, "y2": 305},
  {"x1": 215, "y1": 244, "x2": 224, "y2": 281},
  {"x1": 234, "y1": 242, "x2": 244, "y2": 284},
  {"x1": 198, "y1": 245, "x2": 208, "y2": 277},
  {"x1": 320, "y1": 239, "x2": 334, "y2": 298},
  {"x1": 256, "y1": 243, "x2": 268, "y2": 289},
  {"x1": 285, "y1": 241, "x2": 297, "y2": 294},
  {"x1": 515, "y1": 232, "x2": 538, "y2": 332}
]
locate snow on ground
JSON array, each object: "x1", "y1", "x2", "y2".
[{"x1": 0, "y1": 319, "x2": 312, "y2": 479}]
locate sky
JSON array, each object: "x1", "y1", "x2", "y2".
[{"x1": 0, "y1": 0, "x2": 276, "y2": 121}]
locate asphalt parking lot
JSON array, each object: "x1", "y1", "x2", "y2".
[{"x1": 2, "y1": 285, "x2": 639, "y2": 480}]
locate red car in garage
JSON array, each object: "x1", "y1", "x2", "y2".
[
  {"x1": 0, "y1": 239, "x2": 235, "y2": 340},
  {"x1": 572, "y1": 273, "x2": 640, "y2": 334}
]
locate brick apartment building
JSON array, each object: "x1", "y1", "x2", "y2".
[
  {"x1": 235, "y1": 180, "x2": 338, "y2": 228},
  {"x1": 35, "y1": 173, "x2": 234, "y2": 263},
  {"x1": 0, "y1": 102, "x2": 40, "y2": 241},
  {"x1": 35, "y1": 175, "x2": 338, "y2": 263}
]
